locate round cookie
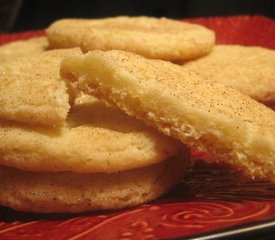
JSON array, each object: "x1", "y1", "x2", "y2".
[
  {"x1": 0, "y1": 150, "x2": 189, "y2": 213},
  {"x1": 61, "y1": 50, "x2": 275, "y2": 182},
  {"x1": 46, "y1": 16, "x2": 215, "y2": 61},
  {"x1": 0, "y1": 98, "x2": 183, "y2": 173},
  {"x1": 0, "y1": 37, "x2": 48, "y2": 64},
  {"x1": 182, "y1": 45, "x2": 275, "y2": 103}
]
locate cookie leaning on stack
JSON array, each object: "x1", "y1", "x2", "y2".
[{"x1": 60, "y1": 50, "x2": 275, "y2": 183}]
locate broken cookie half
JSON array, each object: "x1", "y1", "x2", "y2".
[
  {"x1": 61, "y1": 49, "x2": 275, "y2": 183},
  {"x1": 0, "y1": 48, "x2": 81, "y2": 127}
]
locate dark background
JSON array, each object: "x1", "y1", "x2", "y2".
[{"x1": 1, "y1": 0, "x2": 275, "y2": 33}]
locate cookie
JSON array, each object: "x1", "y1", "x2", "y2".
[
  {"x1": 47, "y1": 16, "x2": 215, "y2": 61},
  {"x1": 0, "y1": 37, "x2": 48, "y2": 64},
  {"x1": 182, "y1": 45, "x2": 275, "y2": 103},
  {"x1": 61, "y1": 50, "x2": 275, "y2": 182},
  {"x1": 0, "y1": 97, "x2": 184, "y2": 173},
  {"x1": 0, "y1": 151, "x2": 189, "y2": 213},
  {"x1": 0, "y1": 48, "x2": 81, "y2": 127}
]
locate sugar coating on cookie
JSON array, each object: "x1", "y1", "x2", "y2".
[
  {"x1": 61, "y1": 50, "x2": 275, "y2": 182},
  {"x1": 0, "y1": 37, "x2": 48, "y2": 64},
  {"x1": 0, "y1": 97, "x2": 184, "y2": 173},
  {"x1": 47, "y1": 16, "x2": 215, "y2": 61},
  {"x1": 0, "y1": 48, "x2": 81, "y2": 127},
  {"x1": 182, "y1": 45, "x2": 275, "y2": 103},
  {"x1": 0, "y1": 150, "x2": 189, "y2": 213}
]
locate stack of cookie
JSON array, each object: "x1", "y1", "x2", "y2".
[
  {"x1": 0, "y1": 46, "x2": 189, "y2": 213},
  {"x1": 0, "y1": 16, "x2": 274, "y2": 213}
]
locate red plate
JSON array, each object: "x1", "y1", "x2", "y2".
[{"x1": 1, "y1": 15, "x2": 275, "y2": 240}]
